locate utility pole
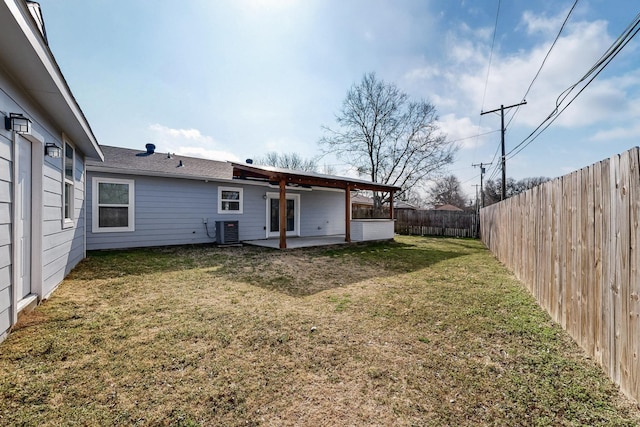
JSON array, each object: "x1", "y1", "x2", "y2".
[
  {"x1": 472, "y1": 162, "x2": 490, "y2": 208},
  {"x1": 472, "y1": 184, "x2": 480, "y2": 213},
  {"x1": 481, "y1": 100, "x2": 527, "y2": 200}
]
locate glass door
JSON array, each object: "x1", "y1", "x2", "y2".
[{"x1": 267, "y1": 194, "x2": 299, "y2": 237}]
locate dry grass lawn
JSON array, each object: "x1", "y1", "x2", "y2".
[{"x1": 1, "y1": 236, "x2": 639, "y2": 426}]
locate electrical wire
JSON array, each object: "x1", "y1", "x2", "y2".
[
  {"x1": 473, "y1": 0, "x2": 502, "y2": 160},
  {"x1": 480, "y1": 0, "x2": 502, "y2": 114},
  {"x1": 506, "y1": 11, "x2": 640, "y2": 160},
  {"x1": 506, "y1": 0, "x2": 580, "y2": 129}
]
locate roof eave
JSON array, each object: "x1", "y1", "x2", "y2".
[
  {"x1": 86, "y1": 164, "x2": 234, "y2": 183},
  {"x1": 0, "y1": 0, "x2": 103, "y2": 161},
  {"x1": 231, "y1": 163, "x2": 401, "y2": 192}
]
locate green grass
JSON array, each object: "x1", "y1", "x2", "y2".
[{"x1": 0, "y1": 236, "x2": 638, "y2": 426}]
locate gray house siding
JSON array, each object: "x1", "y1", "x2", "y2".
[
  {"x1": 0, "y1": 0, "x2": 104, "y2": 343},
  {"x1": 86, "y1": 172, "x2": 348, "y2": 250},
  {"x1": 0, "y1": 72, "x2": 91, "y2": 341},
  {"x1": 0, "y1": 126, "x2": 12, "y2": 338},
  {"x1": 41, "y1": 152, "x2": 86, "y2": 298},
  {"x1": 87, "y1": 173, "x2": 224, "y2": 250},
  {"x1": 299, "y1": 190, "x2": 345, "y2": 236}
]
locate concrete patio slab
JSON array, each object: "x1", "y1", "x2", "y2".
[{"x1": 243, "y1": 235, "x2": 348, "y2": 249}]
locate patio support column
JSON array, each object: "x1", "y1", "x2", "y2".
[
  {"x1": 345, "y1": 185, "x2": 351, "y2": 243},
  {"x1": 279, "y1": 178, "x2": 287, "y2": 249},
  {"x1": 389, "y1": 191, "x2": 395, "y2": 220}
]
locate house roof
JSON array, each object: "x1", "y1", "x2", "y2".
[
  {"x1": 351, "y1": 195, "x2": 417, "y2": 208},
  {"x1": 86, "y1": 145, "x2": 233, "y2": 180},
  {"x1": 232, "y1": 163, "x2": 401, "y2": 192},
  {"x1": 394, "y1": 200, "x2": 417, "y2": 210},
  {"x1": 351, "y1": 194, "x2": 374, "y2": 205},
  {"x1": 0, "y1": 0, "x2": 102, "y2": 160},
  {"x1": 434, "y1": 204, "x2": 464, "y2": 211},
  {"x1": 88, "y1": 145, "x2": 401, "y2": 194}
]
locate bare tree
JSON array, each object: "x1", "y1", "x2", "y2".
[
  {"x1": 255, "y1": 152, "x2": 319, "y2": 172},
  {"x1": 320, "y1": 72, "x2": 456, "y2": 208},
  {"x1": 484, "y1": 176, "x2": 551, "y2": 206},
  {"x1": 426, "y1": 175, "x2": 467, "y2": 209}
]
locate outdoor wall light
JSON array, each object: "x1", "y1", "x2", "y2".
[
  {"x1": 4, "y1": 113, "x2": 31, "y2": 134},
  {"x1": 44, "y1": 142, "x2": 62, "y2": 158}
]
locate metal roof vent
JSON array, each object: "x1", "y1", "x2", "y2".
[
  {"x1": 178, "y1": 160, "x2": 184, "y2": 167},
  {"x1": 145, "y1": 143, "x2": 156, "y2": 154},
  {"x1": 246, "y1": 158, "x2": 253, "y2": 164}
]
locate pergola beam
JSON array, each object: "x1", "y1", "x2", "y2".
[
  {"x1": 279, "y1": 178, "x2": 287, "y2": 249},
  {"x1": 345, "y1": 185, "x2": 351, "y2": 243}
]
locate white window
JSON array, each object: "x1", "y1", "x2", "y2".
[
  {"x1": 92, "y1": 177, "x2": 135, "y2": 232},
  {"x1": 62, "y1": 141, "x2": 74, "y2": 226},
  {"x1": 218, "y1": 186, "x2": 243, "y2": 214}
]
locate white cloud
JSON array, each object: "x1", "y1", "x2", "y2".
[
  {"x1": 591, "y1": 124, "x2": 640, "y2": 142},
  {"x1": 443, "y1": 16, "x2": 620, "y2": 132},
  {"x1": 436, "y1": 114, "x2": 493, "y2": 150},
  {"x1": 404, "y1": 66, "x2": 441, "y2": 81},
  {"x1": 148, "y1": 123, "x2": 240, "y2": 162},
  {"x1": 174, "y1": 146, "x2": 241, "y2": 162},
  {"x1": 521, "y1": 9, "x2": 567, "y2": 35}
]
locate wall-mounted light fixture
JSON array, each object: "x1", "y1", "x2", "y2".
[
  {"x1": 4, "y1": 113, "x2": 31, "y2": 134},
  {"x1": 44, "y1": 142, "x2": 62, "y2": 158}
]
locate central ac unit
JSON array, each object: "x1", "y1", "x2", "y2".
[{"x1": 215, "y1": 221, "x2": 240, "y2": 244}]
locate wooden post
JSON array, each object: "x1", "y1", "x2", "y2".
[
  {"x1": 389, "y1": 191, "x2": 394, "y2": 220},
  {"x1": 345, "y1": 185, "x2": 351, "y2": 242},
  {"x1": 279, "y1": 178, "x2": 287, "y2": 249}
]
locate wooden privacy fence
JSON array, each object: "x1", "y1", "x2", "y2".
[
  {"x1": 480, "y1": 147, "x2": 640, "y2": 403},
  {"x1": 395, "y1": 209, "x2": 479, "y2": 238}
]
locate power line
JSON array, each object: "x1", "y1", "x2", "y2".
[
  {"x1": 473, "y1": 0, "x2": 502, "y2": 161},
  {"x1": 481, "y1": 101, "x2": 527, "y2": 199},
  {"x1": 480, "y1": 0, "x2": 502, "y2": 114},
  {"x1": 506, "y1": 11, "x2": 640, "y2": 160},
  {"x1": 506, "y1": 0, "x2": 580, "y2": 130},
  {"x1": 485, "y1": 141, "x2": 503, "y2": 181}
]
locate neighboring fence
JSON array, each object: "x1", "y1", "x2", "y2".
[
  {"x1": 352, "y1": 206, "x2": 390, "y2": 219},
  {"x1": 480, "y1": 147, "x2": 640, "y2": 403},
  {"x1": 395, "y1": 209, "x2": 479, "y2": 238}
]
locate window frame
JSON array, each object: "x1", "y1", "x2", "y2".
[
  {"x1": 218, "y1": 186, "x2": 243, "y2": 214},
  {"x1": 92, "y1": 177, "x2": 135, "y2": 233},
  {"x1": 62, "y1": 140, "x2": 75, "y2": 228}
]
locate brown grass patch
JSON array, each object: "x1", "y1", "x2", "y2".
[{"x1": 0, "y1": 236, "x2": 639, "y2": 426}]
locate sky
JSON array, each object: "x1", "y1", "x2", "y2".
[{"x1": 39, "y1": 0, "x2": 640, "y2": 202}]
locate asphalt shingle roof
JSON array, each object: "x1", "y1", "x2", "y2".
[
  {"x1": 88, "y1": 145, "x2": 400, "y2": 192},
  {"x1": 86, "y1": 145, "x2": 232, "y2": 181}
]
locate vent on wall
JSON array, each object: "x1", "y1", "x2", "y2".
[{"x1": 215, "y1": 221, "x2": 239, "y2": 244}]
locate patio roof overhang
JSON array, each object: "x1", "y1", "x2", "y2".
[
  {"x1": 231, "y1": 163, "x2": 400, "y2": 192},
  {"x1": 231, "y1": 163, "x2": 401, "y2": 249}
]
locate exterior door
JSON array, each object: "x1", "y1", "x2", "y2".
[
  {"x1": 16, "y1": 137, "x2": 31, "y2": 299},
  {"x1": 267, "y1": 194, "x2": 300, "y2": 238}
]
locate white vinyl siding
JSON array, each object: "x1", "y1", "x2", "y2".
[{"x1": 92, "y1": 177, "x2": 135, "y2": 233}]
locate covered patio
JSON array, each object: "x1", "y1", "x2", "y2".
[
  {"x1": 243, "y1": 235, "x2": 348, "y2": 249},
  {"x1": 232, "y1": 163, "x2": 401, "y2": 249}
]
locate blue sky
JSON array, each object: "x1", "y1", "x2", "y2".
[{"x1": 41, "y1": 0, "x2": 639, "y2": 201}]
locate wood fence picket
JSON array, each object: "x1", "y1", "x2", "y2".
[{"x1": 480, "y1": 147, "x2": 640, "y2": 403}]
